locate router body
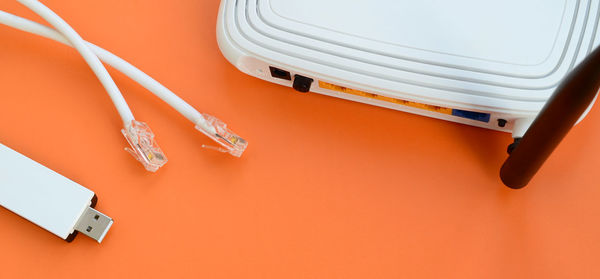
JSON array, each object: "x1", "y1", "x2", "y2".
[
  {"x1": 217, "y1": 0, "x2": 600, "y2": 188},
  {"x1": 217, "y1": 0, "x2": 600, "y2": 137}
]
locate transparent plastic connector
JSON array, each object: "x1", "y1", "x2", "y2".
[
  {"x1": 121, "y1": 120, "x2": 167, "y2": 172},
  {"x1": 195, "y1": 113, "x2": 248, "y2": 157}
]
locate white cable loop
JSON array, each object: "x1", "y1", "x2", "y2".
[
  {"x1": 17, "y1": 0, "x2": 135, "y2": 125},
  {"x1": 0, "y1": 8, "x2": 205, "y2": 126}
]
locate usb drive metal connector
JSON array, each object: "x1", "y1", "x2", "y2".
[{"x1": 74, "y1": 207, "x2": 113, "y2": 243}]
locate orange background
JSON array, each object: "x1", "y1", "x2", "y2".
[{"x1": 1, "y1": 1, "x2": 600, "y2": 278}]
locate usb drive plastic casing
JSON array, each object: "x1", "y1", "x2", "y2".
[{"x1": 0, "y1": 143, "x2": 112, "y2": 242}]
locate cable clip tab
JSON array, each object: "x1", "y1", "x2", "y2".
[
  {"x1": 195, "y1": 113, "x2": 247, "y2": 157},
  {"x1": 121, "y1": 120, "x2": 167, "y2": 172}
]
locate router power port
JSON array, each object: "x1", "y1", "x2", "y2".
[{"x1": 293, "y1": 75, "x2": 314, "y2": 93}]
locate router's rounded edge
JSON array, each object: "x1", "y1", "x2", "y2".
[{"x1": 216, "y1": 0, "x2": 247, "y2": 71}]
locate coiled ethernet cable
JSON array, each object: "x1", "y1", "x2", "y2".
[
  {"x1": 1, "y1": 1, "x2": 247, "y2": 170},
  {"x1": 16, "y1": 0, "x2": 168, "y2": 172}
]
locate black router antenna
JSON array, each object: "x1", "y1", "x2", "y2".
[{"x1": 500, "y1": 47, "x2": 600, "y2": 189}]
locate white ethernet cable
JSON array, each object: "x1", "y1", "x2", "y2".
[
  {"x1": 17, "y1": 0, "x2": 133, "y2": 125},
  {"x1": 16, "y1": 0, "x2": 168, "y2": 172},
  {"x1": 2, "y1": 2, "x2": 248, "y2": 159}
]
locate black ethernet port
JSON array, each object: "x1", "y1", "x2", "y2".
[{"x1": 269, "y1": 66, "x2": 292, "y2": 80}]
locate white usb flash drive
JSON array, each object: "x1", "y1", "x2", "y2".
[{"x1": 0, "y1": 143, "x2": 112, "y2": 243}]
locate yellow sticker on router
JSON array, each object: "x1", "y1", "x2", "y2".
[{"x1": 319, "y1": 81, "x2": 453, "y2": 115}]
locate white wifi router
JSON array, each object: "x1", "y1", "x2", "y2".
[{"x1": 217, "y1": 0, "x2": 600, "y2": 188}]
